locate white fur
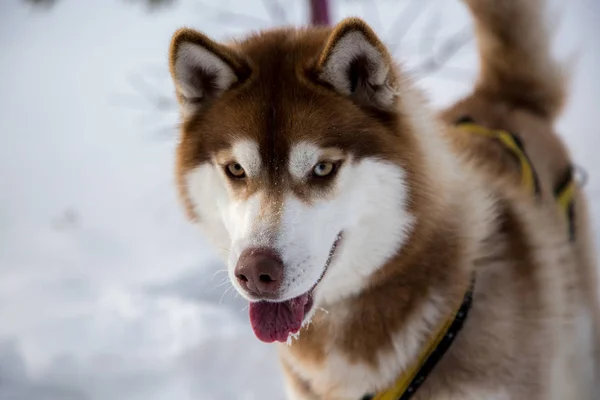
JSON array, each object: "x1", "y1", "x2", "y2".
[
  {"x1": 311, "y1": 158, "x2": 414, "y2": 306},
  {"x1": 174, "y1": 42, "x2": 236, "y2": 116},
  {"x1": 288, "y1": 142, "x2": 320, "y2": 181},
  {"x1": 320, "y1": 31, "x2": 395, "y2": 108},
  {"x1": 225, "y1": 192, "x2": 275, "y2": 292},
  {"x1": 184, "y1": 168, "x2": 265, "y2": 262},
  {"x1": 231, "y1": 140, "x2": 261, "y2": 178},
  {"x1": 185, "y1": 164, "x2": 231, "y2": 259},
  {"x1": 432, "y1": 390, "x2": 511, "y2": 400},
  {"x1": 282, "y1": 386, "x2": 306, "y2": 400}
]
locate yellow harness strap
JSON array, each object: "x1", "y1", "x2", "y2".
[
  {"x1": 372, "y1": 300, "x2": 463, "y2": 400},
  {"x1": 457, "y1": 122, "x2": 538, "y2": 196},
  {"x1": 458, "y1": 121, "x2": 576, "y2": 240}
]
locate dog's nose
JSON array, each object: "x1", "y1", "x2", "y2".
[{"x1": 235, "y1": 248, "x2": 283, "y2": 297}]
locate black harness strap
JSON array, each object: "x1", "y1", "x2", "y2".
[{"x1": 553, "y1": 165, "x2": 576, "y2": 241}]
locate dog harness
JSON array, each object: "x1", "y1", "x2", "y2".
[
  {"x1": 456, "y1": 118, "x2": 541, "y2": 198},
  {"x1": 456, "y1": 117, "x2": 577, "y2": 241},
  {"x1": 361, "y1": 118, "x2": 580, "y2": 400}
]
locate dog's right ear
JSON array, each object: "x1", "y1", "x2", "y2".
[{"x1": 169, "y1": 28, "x2": 250, "y2": 116}]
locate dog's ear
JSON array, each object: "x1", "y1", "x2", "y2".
[
  {"x1": 315, "y1": 18, "x2": 398, "y2": 110},
  {"x1": 169, "y1": 28, "x2": 251, "y2": 116}
]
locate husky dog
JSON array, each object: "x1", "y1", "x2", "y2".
[{"x1": 167, "y1": 0, "x2": 600, "y2": 398}]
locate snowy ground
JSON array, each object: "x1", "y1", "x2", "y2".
[{"x1": 0, "y1": 0, "x2": 598, "y2": 399}]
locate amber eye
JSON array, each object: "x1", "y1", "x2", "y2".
[
  {"x1": 312, "y1": 161, "x2": 335, "y2": 177},
  {"x1": 226, "y1": 163, "x2": 246, "y2": 178}
]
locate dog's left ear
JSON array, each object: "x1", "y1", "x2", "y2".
[{"x1": 315, "y1": 18, "x2": 398, "y2": 110}]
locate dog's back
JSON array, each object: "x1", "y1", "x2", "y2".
[{"x1": 442, "y1": 0, "x2": 600, "y2": 396}]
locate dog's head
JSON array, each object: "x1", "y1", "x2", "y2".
[{"x1": 168, "y1": 19, "x2": 439, "y2": 343}]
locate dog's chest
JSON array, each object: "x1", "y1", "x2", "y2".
[
  {"x1": 281, "y1": 296, "x2": 449, "y2": 399},
  {"x1": 283, "y1": 348, "x2": 397, "y2": 399}
]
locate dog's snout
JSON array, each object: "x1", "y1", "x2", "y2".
[{"x1": 235, "y1": 248, "x2": 283, "y2": 297}]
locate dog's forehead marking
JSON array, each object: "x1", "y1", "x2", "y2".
[
  {"x1": 289, "y1": 142, "x2": 321, "y2": 180},
  {"x1": 232, "y1": 139, "x2": 261, "y2": 178},
  {"x1": 289, "y1": 142, "x2": 347, "y2": 180}
]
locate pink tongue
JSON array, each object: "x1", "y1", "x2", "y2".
[{"x1": 249, "y1": 294, "x2": 310, "y2": 343}]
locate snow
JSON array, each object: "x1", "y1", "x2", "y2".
[{"x1": 0, "y1": 0, "x2": 598, "y2": 399}]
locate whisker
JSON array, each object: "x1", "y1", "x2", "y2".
[
  {"x1": 211, "y1": 269, "x2": 229, "y2": 281},
  {"x1": 219, "y1": 285, "x2": 234, "y2": 304},
  {"x1": 216, "y1": 278, "x2": 232, "y2": 288}
]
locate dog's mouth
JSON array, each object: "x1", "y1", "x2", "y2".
[{"x1": 248, "y1": 233, "x2": 343, "y2": 343}]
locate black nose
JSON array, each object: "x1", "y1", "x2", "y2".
[{"x1": 234, "y1": 248, "x2": 283, "y2": 297}]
